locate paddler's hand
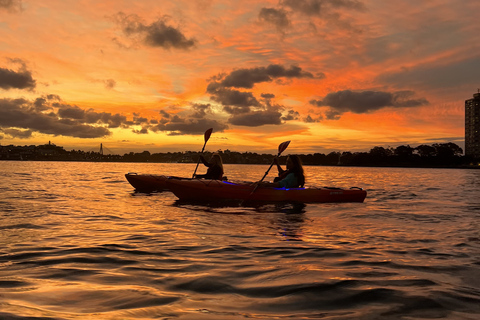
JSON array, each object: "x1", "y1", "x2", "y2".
[
  {"x1": 251, "y1": 181, "x2": 264, "y2": 187},
  {"x1": 252, "y1": 181, "x2": 269, "y2": 187}
]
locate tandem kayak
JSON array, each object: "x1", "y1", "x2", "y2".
[
  {"x1": 166, "y1": 178, "x2": 367, "y2": 203},
  {"x1": 125, "y1": 173, "x2": 170, "y2": 192}
]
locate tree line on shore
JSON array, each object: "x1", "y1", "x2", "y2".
[{"x1": 1, "y1": 141, "x2": 478, "y2": 168}]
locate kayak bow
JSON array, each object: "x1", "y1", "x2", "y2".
[{"x1": 125, "y1": 173, "x2": 169, "y2": 192}]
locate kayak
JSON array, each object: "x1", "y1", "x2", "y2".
[
  {"x1": 166, "y1": 178, "x2": 367, "y2": 203},
  {"x1": 125, "y1": 173, "x2": 169, "y2": 192}
]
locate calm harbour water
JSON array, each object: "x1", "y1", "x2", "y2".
[{"x1": 0, "y1": 161, "x2": 479, "y2": 320}]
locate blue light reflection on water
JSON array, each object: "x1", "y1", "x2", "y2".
[{"x1": 0, "y1": 161, "x2": 479, "y2": 319}]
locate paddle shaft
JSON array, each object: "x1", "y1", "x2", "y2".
[
  {"x1": 251, "y1": 154, "x2": 288, "y2": 195},
  {"x1": 258, "y1": 140, "x2": 290, "y2": 184},
  {"x1": 192, "y1": 128, "x2": 213, "y2": 178},
  {"x1": 258, "y1": 158, "x2": 277, "y2": 183},
  {"x1": 192, "y1": 142, "x2": 207, "y2": 178},
  {"x1": 248, "y1": 140, "x2": 291, "y2": 197}
]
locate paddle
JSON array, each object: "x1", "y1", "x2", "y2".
[
  {"x1": 192, "y1": 128, "x2": 213, "y2": 178},
  {"x1": 259, "y1": 140, "x2": 291, "y2": 183},
  {"x1": 250, "y1": 140, "x2": 291, "y2": 195}
]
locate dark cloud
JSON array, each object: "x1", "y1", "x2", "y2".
[
  {"x1": 304, "y1": 114, "x2": 322, "y2": 122},
  {"x1": 261, "y1": 93, "x2": 275, "y2": 99},
  {"x1": 144, "y1": 20, "x2": 196, "y2": 49},
  {"x1": 225, "y1": 102, "x2": 299, "y2": 127},
  {"x1": 159, "y1": 110, "x2": 171, "y2": 118},
  {"x1": 282, "y1": 109, "x2": 300, "y2": 121},
  {"x1": 0, "y1": 0, "x2": 22, "y2": 12},
  {"x1": 281, "y1": 0, "x2": 365, "y2": 16},
  {"x1": 0, "y1": 98, "x2": 112, "y2": 138},
  {"x1": 150, "y1": 104, "x2": 229, "y2": 135},
  {"x1": 56, "y1": 105, "x2": 85, "y2": 120},
  {"x1": 229, "y1": 109, "x2": 283, "y2": 127},
  {"x1": 152, "y1": 117, "x2": 228, "y2": 135},
  {"x1": 259, "y1": 0, "x2": 365, "y2": 35},
  {"x1": 104, "y1": 79, "x2": 116, "y2": 89},
  {"x1": 0, "y1": 64, "x2": 36, "y2": 90},
  {"x1": 206, "y1": 64, "x2": 317, "y2": 120},
  {"x1": 0, "y1": 94, "x2": 230, "y2": 139},
  {"x1": 310, "y1": 90, "x2": 428, "y2": 119},
  {"x1": 55, "y1": 104, "x2": 128, "y2": 128},
  {"x1": 33, "y1": 94, "x2": 60, "y2": 112},
  {"x1": 223, "y1": 105, "x2": 251, "y2": 115},
  {"x1": 114, "y1": 12, "x2": 196, "y2": 50},
  {"x1": 205, "y1": 65, "x2": 317, "y2": 127},
  {"x1": 0, "y1": 95, "x2": 230, "y2": 139},
  {"x1": 132, "y1": 114, "x2": 148, "y2": 124},
  {"x1": 1, "y1": 128, "x2": 32, "y2": 139},
  {"x1": 132, "y1": 127, "x2": 149, "y2": 134},
  {"x1": 376, "y1": 56, "x2": 480, "y2": 89},
  {"x1": 208, "y1": 87, "x2": 260, "y2": 109},
  {"x1": 259, "y1": 7, "x2": 290, "y2": 32},
  {"x1": 210, "y1": 64, "x2": 315, "y2": 90},
  {"x1": 191, "y1": 103, "x2": 212, "y2": 118}
]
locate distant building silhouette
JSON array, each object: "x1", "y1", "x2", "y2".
[{"x1": 465, "y1": 91, "x2": 480, "y2": 158}]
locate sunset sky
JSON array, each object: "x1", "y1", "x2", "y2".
[{"x1": 1, "y1": 0, "x2": 479, "y2": 155}]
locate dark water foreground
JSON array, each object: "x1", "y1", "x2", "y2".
[{"x1": 0, "y1": 162, "x2": 479, "y2": 319}]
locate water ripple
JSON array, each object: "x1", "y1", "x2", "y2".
[{"x1": 0, "y1": 163, "x2": 479, "y2": 319}]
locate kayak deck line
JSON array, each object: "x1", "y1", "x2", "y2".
[{"x1": 166, "y1": 178, "x2": 367, "y2": 203}]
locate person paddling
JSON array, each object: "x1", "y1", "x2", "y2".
[
  {"x1": 256, "y1": 155, "x2": 305, "y2": 188},
  {"x1": 194, "y1": 153, "x2": 224, "y2": 180},
  {"x1": 273, "y1": 157, "x2": 289, "y2": 182}
]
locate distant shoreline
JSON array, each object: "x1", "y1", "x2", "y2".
[
  {"x1": 2, "y1": 159, "x2": 479, "y2": 169},
  {"x1": 2, "y1": 141, "x2": 478, "y2": 169}
]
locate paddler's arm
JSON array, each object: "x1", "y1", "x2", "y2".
[
  {"x1": 274, "y1": 157, "x2": 285, "y2": 174},
  {"x1": 199, "y1": 155, "x2": 211, "y2": 167},
  {"x1": 254, "y1": 173, "x2": 296, "y2": 188}
]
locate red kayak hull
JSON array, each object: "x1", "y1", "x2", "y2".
[
  {"x1": 166, "y1": 179, "x2": 367, "y2": 203},
  {"x1": 125, "y1": 173, "x2": 169, "y2": 191}
]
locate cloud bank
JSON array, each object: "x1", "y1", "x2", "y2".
[
  {"x1": 259, "y1": 0, "x2": 366, "y2": 33},
  {"x1": 0, "y1": 97, "x2": 112, "y2": 138},
  {"x1": 0, "y1": 61, "x2": 36, "y2": 90},
  {"x1": 207, "y1": 64, "x2": 317, "y2": 126},
  {"x1": 114, "y1": 12, "x2": 196, "y2": 50},
  {"x1": 311, "y1": 90, "x2": 429, "y2": 119},
  {"x1": 0, "y1": 0, "x2": 22, "y2": 13},
  {"x1": 0, "y1": 95, "x2": 230, "y2": 139}
]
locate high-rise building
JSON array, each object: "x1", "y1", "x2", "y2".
[{"x1": 465, "y1": 91, "x2": 480, "y2": 158}]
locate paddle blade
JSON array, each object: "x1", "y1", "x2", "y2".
[
  {"x1": 278, "y1": 140, "x2": 291, "y2": 156},
  {"x1": 204, "y1": 128, "x2": 213, "y2": 142}
]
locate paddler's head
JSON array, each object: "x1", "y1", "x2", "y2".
[
  {"x1": 210, "y1": 153, "x2": 223, "y2": 166},
  {"x1": 286, "y1": 155, "x2": 302, "y2": 170}
]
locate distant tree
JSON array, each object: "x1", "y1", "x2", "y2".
[
  {"x1": 394, "y1": 145, "x2": 414, "y2": 158},
  {"x1": 1, "y1": 141, "x2": 474, "y2": 166},
  {"x1": 415, "y1": 144, "x2": 436, "y2": 157},
  {"x1": 325, "y1": 152, "x2": 341, "y2": 165},
  {"x1": 369, "y1": 146, "x2": 393, "y2": 158},
  {"x1": 312, "y1": 153, "x2": 326, "y2": 165},
  {"x1": 339, "y1": 151, "x2": 355, "y2": 165},
  {"x1": 351, "y1": 152, "x2": 370, "y2": 165},
  {"x1": 433, "y1": 143, "x2": 463, "y2": 158}
]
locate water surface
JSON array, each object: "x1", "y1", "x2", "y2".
[{"x1": 0, "y1": 162, "x2": 479, "y2": 319}]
